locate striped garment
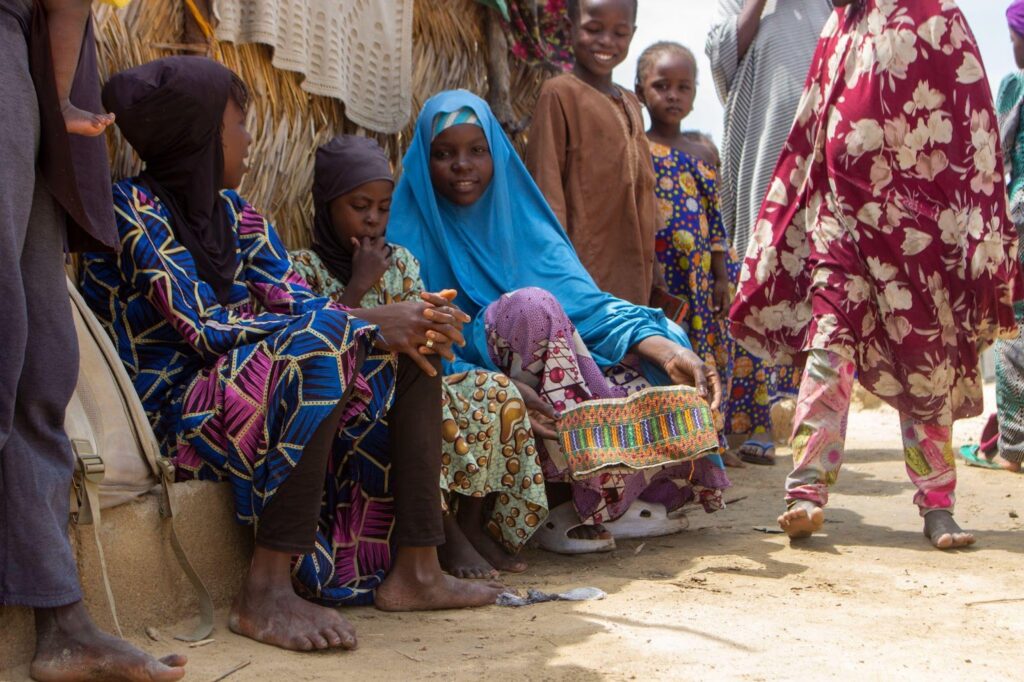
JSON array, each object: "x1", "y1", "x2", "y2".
[
  {"x1": 994, "y1": 71, "x2": 1024, "y2": 465},
  {"x1": 705, "y1": 0, "x2": 832, "y2": 257}
]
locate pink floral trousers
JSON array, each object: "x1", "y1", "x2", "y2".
[{"x1": 786, "y1": 350, "x2": 956, "y2": 515}]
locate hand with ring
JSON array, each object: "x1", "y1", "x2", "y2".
[
  {"x1": 417, "y1": 290, "x2": 470, "y2": 358},
  {"x1": 346, "y1": 289, "x2": 470, "y2": 376},
  {"x1": 633, "y1": 336, "x2": 723, "y2": 411}
]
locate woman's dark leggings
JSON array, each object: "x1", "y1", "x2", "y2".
[{"x1": 256, "y1": 352, "x2": 445, "y2": 554}]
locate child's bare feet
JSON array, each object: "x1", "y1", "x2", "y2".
[
  {"x1": 438, "y1": 514, "x2": 499, "y2": 579},
  {"x1": 456, "y1": 498, "x2": 528, "y2": 573},
  {"x1": 228, "y1": 546, "x2": 357, "y2": 652},
  {"x1": 923, "y1": 510, "x2": 975, "y2": 550},
  {"x1": 228, "y1": 582, "x2": 358, "y2": 652},
  {"x1": 375, "y1": 571, "x2": 505, "y2": 611},
  {"x1": 777, "y1": 500, "x2": 824, "y2": 539},
  {"x1": 463, "y1": 519, "x2": 528, "y2": 574},
  {"x1": 62, "y1": 101, "x2": 114, "y2": 137}
]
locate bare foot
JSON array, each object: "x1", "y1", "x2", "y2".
[
  {"x1": 461, "y1": 517, "x2": 528, "y2": 574},
  {"x1": 923, "y1": 510, "x2": 976, "y2": 550},
  {"x1": 62, "y1": 102, "x2": 114, "y2": 137},
  {"x1": 438, "y1": 514, "x2": 499, "y2": 579},
  {"x1": 993, "y1": 454, "x2": 1023, "y2": 473},
  {"x1": 229, "y1": 583, "x2": 357, "y2": 652},
  {"x1": 777, "y1": 500, "x2": 824, "y2": 539},
  {"x1": 229, "y1": 547, "x2": 357, "y2": 652},
  {"x1": 455, "y1": 498, "x2": 528, "y2": 573},
  {"x1": 721, "y1": 450, "x2": 747, "y2": 468},
  {"x1": 31, "y1": 602, "x2": 186, "y2": 682},
  {"x1": 375, "y1": 546, "x2": 504, "y2": 611}
]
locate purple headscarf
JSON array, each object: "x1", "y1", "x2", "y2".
[
  {"x1": 311, "y1": 135, "x2": 394, "y2": 284},
  {"x1": 1009, "y1": 0, "x2": 1024, "y2": 36}
]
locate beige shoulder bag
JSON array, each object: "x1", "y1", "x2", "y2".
[{"x1": 65, "y1": 277, "x2": 213, "y2": 642}]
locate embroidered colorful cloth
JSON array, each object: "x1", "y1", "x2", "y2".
[{"x1": 557, "y1": 385, "x2": 719, "y2": 479}]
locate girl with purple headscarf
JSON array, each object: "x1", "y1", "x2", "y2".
[{"x1": 292, "y1": 135, "x2": 549, "y2": 578}]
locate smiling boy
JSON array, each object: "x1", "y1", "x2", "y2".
[{"x1": 525, "y1": 0, "x2": 664, "y2": 309}]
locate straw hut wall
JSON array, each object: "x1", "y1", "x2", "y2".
[{"x1": 92, "y1": 0, "x2": 549, "y2": 250}]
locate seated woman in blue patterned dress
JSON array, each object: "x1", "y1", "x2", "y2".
[{"x1": 79, "y1": 56, "x2": 503, "y2": 653}]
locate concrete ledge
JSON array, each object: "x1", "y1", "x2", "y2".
[{"x1": 0, "y1": 481, "x2": 251, "y2": 670}]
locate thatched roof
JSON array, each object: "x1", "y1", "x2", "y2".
[{"x1": 93, "y1": 0, "x2": 547, "y2": 249}]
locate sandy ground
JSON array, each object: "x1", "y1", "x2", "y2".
[{"x1": 4, "y1": 391, "x2": 1024, "y2": 681}]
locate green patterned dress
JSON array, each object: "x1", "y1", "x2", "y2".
[{"x1": 291, "y1": 246, "x2": 549, "y2": 549}]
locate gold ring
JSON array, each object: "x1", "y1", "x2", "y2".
[{"x1": 425, "y1": 339, "x2": 435, "y2": 349}]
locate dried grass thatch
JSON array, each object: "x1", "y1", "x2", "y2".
[{"x1": 91, "y1": 0, "x2": 548, "y2": 250}]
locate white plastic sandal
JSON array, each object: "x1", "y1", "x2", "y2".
[
  {"x1": 603, "y1": 501, "x2": 689, "y2": 540},
  {"x1": 532, "y1": 502, "x2": 616, "y2": 555}
]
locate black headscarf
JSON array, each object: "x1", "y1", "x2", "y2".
[
  {"x1": 311, "y1": 135, "x2": 394, "y2": 285},
  {"x1": 102, "y1": 56, "x2": 241, "y2": 302}
]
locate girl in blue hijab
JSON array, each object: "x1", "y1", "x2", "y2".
[{"x1": 389, "y1": 91, "x2": 729, "y2": 553}]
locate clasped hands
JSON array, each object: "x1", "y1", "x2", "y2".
[{"x1": 355, "y1": 289, "x2": 470, "y2": 377}]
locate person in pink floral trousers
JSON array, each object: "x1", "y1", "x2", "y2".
[{"x1": 729, "y1": 0, "x2": 1020, "y2": 549}]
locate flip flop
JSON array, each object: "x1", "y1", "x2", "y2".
[
  {"x1": 737, "y1": 439, "x2": 776, "y2": 466},
  {"x1": 602, "y1": 501, "x2": 689, "y2": 540},
  {"x1": 958, "y1": 444, "x2": 1002, "y2": 470},
  {"x1": 531, "y1": 502, "x2": 616, "y2": 555}
]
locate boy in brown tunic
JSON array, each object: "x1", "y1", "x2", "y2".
[{"x1": 526, "y1": 0, "x2": 661, "y2": 308}]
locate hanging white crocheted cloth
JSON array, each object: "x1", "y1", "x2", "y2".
[{"x1": 213, "y1": 0, "x2": 414, "y2": 133}]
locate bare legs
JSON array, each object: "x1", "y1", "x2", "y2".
[{"x1": 456, "y1": 497, "x2": 527, "y2": 573}]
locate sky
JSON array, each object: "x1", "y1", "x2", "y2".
[{"x1": 612, "y1": 0, "x2": 1017, "y2": 144}]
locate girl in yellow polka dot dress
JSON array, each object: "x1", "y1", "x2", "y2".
[{"x1": 636, "y1": 41, "x2": 742, "y2": 465}]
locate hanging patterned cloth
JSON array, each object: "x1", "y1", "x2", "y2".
[{"x1": 475, "y1": 0, "x2": 573, "y2": 72}]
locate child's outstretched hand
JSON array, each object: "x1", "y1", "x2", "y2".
[{"x1": 62, "y1": 102, "x2": 114, "y2": 137}]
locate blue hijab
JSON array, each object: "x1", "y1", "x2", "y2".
[{"x1": 388, "y1": 90, "x2": 690, "y2": 376}]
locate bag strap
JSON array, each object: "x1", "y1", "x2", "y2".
[
  {"x1": 156, "y1": 457, "x2": 215, "y2": 642},
  {"x1": 70, "y1": 438, "x2": 123, "y2": 638},
  {"x1": 66, "y1": 278, "x2": 214, "y2": 642}
]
